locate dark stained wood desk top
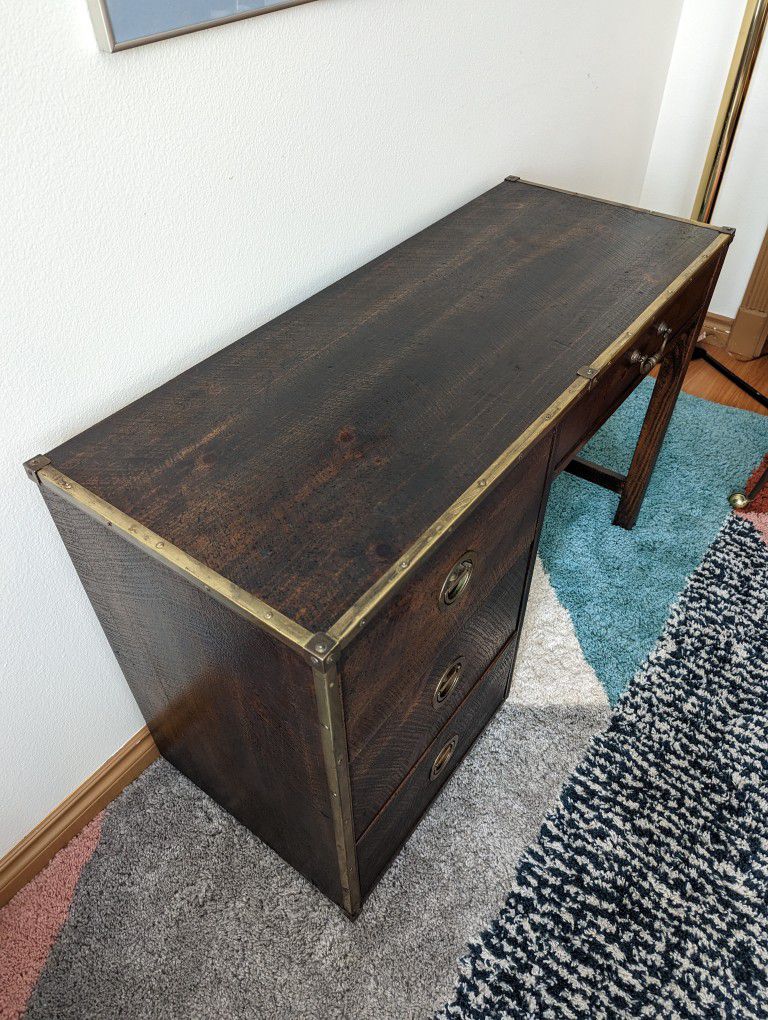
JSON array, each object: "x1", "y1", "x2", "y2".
[{"x1": 48, "y1": 179, "x2": 720, "y2": 631}]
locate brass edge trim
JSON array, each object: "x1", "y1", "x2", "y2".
[
  {"x1": 310, "y1": 647, "x2": 361, "y2": 918},
  {"x1": 36, "y1": 466, "x2": 314, "y2": 656},
  {"x1": 586, "y1": 233, "x2": 730, "y2": 374},
  {"x1": 506, "y1": 176, "x2": 729, "y2": 235},
  {"x1": 327, "y1": 232, "x2": 730, "y2": 650},
  {"x1": 24, "y1": 455, "x2": 51, "y2": 482},
  {"x1": 327, "y1": 378, "x2": 586, "y2": 649},
  {"x1": 692, "y1": 0, "x2": 768, "y2": 223}
]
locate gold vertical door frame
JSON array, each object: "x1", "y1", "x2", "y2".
[{"x1": 692, "y1": 0, "x2": 768, "y2": 224}]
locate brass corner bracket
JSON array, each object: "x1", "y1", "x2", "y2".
[
  {"x1": 576, "y1": 365, "x2": 599, "y2": 388},
  {"x1": 305, "y1": 632, "x2": 339, "y2": 672},
  {"x1": 23, "y1": 455, "x2": 51, "y2": 483}
]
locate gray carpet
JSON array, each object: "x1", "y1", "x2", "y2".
[{"x1": 25, "y1": 696, "x2": 608, "y2": 1019}]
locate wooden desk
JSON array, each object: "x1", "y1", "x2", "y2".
[{"x1": 25, "y1": 178, "x2": 731, "y2": 916}]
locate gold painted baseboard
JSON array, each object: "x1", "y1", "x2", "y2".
[
  {"x1": 701, "y1": 311, "x2": 733, "y2": 347},
  {"x1": 0, "y1": 727, "x2": 158, "y2": 908}
]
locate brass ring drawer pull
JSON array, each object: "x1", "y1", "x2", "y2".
[
  {"x1": 439, "y1": 552, "x2": 476, "y2": 609},
  {"x1": 433, "y1": 657, "x2": 464, "y2": 708},
  {"x1": 430, "y1": 735, "x2": 458, "y2": 781}
]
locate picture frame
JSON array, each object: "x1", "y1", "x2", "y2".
[{"x1": 86, "y1": 0, "x2": 319, "y2": 52}]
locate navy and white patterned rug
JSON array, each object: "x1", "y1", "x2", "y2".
[{"x1": 439, "y1": 512, "x2": 768, "y2": 1019}]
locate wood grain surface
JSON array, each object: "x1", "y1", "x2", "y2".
[
  {"x1": 356, "y1": 635, "x2": 515, "y2": 897},
  {"x1": 43, "y1": 487, "x2": 343, "y2": 905},
  {"x1": 342, "y1": 436, "x2": 549, "y2": 834},
  {"x1": 348, "y1": 550, "x2": 529, "y2": 835},
  {"x1": 47, "y1": 180, "x2": 720, "y2": 632}
]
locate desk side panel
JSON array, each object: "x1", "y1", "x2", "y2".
[{"x1": 41, "y1": 487, "x2": 342, "y2": 906}]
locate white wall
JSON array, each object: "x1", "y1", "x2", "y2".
[
  {"x1": 0, "y1": 0, "x2": 683, "y2": 855},
  {"x1": 641, "y1": 0, "x2": 768, "y2": 317}
]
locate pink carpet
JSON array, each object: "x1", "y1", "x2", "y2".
[{"x1": 0, "y1": 814, "x2": 104, "y2": 1020}]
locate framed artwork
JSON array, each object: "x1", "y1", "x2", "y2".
[{"x1": 87, "y1": 0, "x2": 318, "y2": 51}]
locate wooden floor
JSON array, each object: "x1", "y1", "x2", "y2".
[{"x1": 680, "y1": 342, "x2": 768, "y2": 416}]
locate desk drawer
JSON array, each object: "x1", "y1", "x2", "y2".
[
  {"x1": 356, "y1": 635, "x2": 515, "y2": 896},
  {"x1": 555, "y1": 315, "x2": 695, "y2": 470},
  {"x1": 554, "y1": 262, "x2": 711, "y2": 470},
  {"x1": 350, "y1": 545, "x2": 530, "y2": 834},
  {"x1": 555, "y1": 329, "x2": 663, "y2": 470},
  {"x1": 340, "y1": 435, "x2": 550, "y2": 819}
]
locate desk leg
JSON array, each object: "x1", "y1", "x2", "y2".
[
  {"x1": 613, "y1": 328, "x2": 697, "y2": 530},
  {"x1": 614, "y1": 241, "x2": 730, "y2": 528}
]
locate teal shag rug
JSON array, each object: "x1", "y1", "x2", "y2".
[{"x1": 540, "y1": 378, "x2": 768, "y2": 702}]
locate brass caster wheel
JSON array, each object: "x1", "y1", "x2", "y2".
[{"x1": 728, "y1": 491, "x2": 751, "y2": 510}]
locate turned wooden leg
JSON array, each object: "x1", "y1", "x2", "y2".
[{"x1": 613, "y1": 328, "x2": 698, "y2": 530}]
